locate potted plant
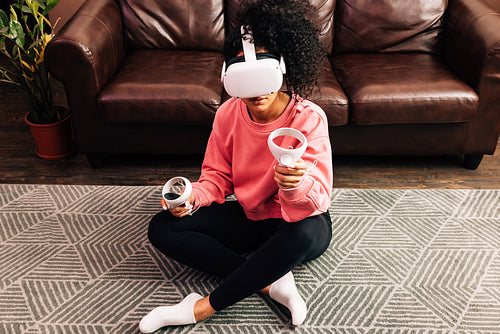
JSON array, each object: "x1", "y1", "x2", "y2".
[{"x1": 0, "y1": 0, "x2": 74, "y2": 159}]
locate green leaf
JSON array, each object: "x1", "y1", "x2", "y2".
[
  {"x1": 30, "y1": 2, "x2": 39, "y2": 16},
  {"x1": 33, "y1": 22, "x2": 40, "y2": 35},
  {"x1": 10, "y1": 20, "x2": 25, "y2": 47},
  {"x1": 9, "y1": 20, "x2": 22, "y2": 38},
  {"x1": 28, "y1": 37, "x2": 42, "y2": 50},
  {"x1": 43, "y1": 0, "x2": 59, "y2": 16},
  {"x1": 12, "y1": 43, "x2": 19, "y2": 56},
  {"x1": 10, "y1": 7, "x2": 18, "y2": 21},
  {"x1": 36, "y1": 0, "x2": 46, "y2": 10},
  {"x1": 0, "y1": 35, "x2": 6, "y2": 47},
  {"x1": 22, "y1": 15, "x2": 29, "y2": 29},
  {"x1": 0, "y1": 10, "x2": 9, "y2": 29},
  {"x1": 15, "y1": 37, "x2": 25, "y2": 48}
]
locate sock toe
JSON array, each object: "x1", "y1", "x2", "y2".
[
  {"x1": 139, "y1": 293, "x2": 203, "y2": 333},
  {"x1": 290, "y1": 296, "x2": 307, "y2": 326},
  {"x1": 269, "y1": 272, "x2": 308, "y2": 326}
]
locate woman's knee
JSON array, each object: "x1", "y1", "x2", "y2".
[
  {"x1": 287, "y1": 223, "x2": 317, "y2": 251},
  {"x1": 280, "y1": 213, "x2": 332, "y2": 255},
  {"x1": 147, "y1": 211, "x2": 173, "y2": 248}
]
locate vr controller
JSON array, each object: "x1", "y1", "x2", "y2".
[
  {"x1": 221, "y1": 26, "x2": 286, "y2": 98},
  {"x1": 162, "y1": 177, "x2": 193, "y2": 212},
  {"x1": 268, "y1": 128, "x2": 307, "y2": 167}
]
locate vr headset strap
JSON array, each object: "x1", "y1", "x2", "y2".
[{"x1": 241, "y1": 26, "x2": 257, "y2": 62}]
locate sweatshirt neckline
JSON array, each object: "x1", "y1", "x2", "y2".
[{"x1": 239, "y1": 94, "x2": 298, "y2": 133}]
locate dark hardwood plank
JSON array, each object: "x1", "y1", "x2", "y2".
[
  {"x1": 1, "y1": 76, "x2": 499, "y2": 188},
  {"x1": 333, "y1": 153, "x2": 500, "y2": 189}
]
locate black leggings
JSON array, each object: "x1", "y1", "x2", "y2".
[{"x1": 148, "y1": 201, "x2": 332, "y2": 311}]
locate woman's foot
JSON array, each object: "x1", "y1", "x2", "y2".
[
  {"x1": 267, "y1": 271, "x2": 307, "y2": 326},
  {"x1": 139, "y1": 293, "x2": 204, "y2": 333}
]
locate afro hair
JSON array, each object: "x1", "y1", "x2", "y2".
[{"x1": 223, "y1": 0, "x2": 326, "y2": 98}]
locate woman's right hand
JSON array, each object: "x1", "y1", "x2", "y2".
[{"x1": 162, "y1": 193, "x2": 195, "y2": 218}]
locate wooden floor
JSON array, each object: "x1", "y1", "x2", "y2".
[{"x1": 1, "y1": 80, "x2": 499, "y2": 189}]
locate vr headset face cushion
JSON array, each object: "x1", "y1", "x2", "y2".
[
  {"x1": 222, "y1": 53, "x2": 285, "y2": 98},
  {"x1": 226, "y1": 52, "x2": 279, "y2": 67}
]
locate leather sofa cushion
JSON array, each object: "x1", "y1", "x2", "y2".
[
  {"x1": 332, "y1": 53, "x2": 479, "y2": 125},
  {"x1": 308, "y1": 60, "x2": 349, "y2": 126},
  {"x1": 119, "y1": 0, "x2": 225, "y2": 50},
  {"x1": 334, "y1": 0, "x2": 446, "y2": 55},
  {"x1": 97, "y1": 50, "x2": 223, "y2": 125},
  {"x1": 225, "y1": 0, "x2": 241, "y2": 34},
  {"x1": 311, "y1": 0, "x2": 336, "y2": 55},
  {"x1": 225, "y1": 0, "x2": 336, "y2": 55}
]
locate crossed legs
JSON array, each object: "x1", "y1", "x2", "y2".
[{"x1": 140, "y1": 201, "x2": 331, "y2": 332}]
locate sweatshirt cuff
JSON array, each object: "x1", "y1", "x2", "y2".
[
  {"x1": 192, "y1": 184, "x2": 208, "y2": 209},
  {"x1": 279, "y1": 176, "x2": 314, "y2": 201}
]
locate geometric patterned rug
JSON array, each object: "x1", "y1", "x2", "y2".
[{"x1": 0, "y1": 184, "x2": 499, "y2": 334}]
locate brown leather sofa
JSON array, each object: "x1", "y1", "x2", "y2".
[{"x1": 45, "y1": 0, "x2": 500, "y2": 169}]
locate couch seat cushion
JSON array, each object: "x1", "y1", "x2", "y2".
[
  {"x1": 98, "y1": 50, "x2": 224, "y2": 125},
  {"x1": 332, "y1": 53, "x2": 479, "y2": 125}
]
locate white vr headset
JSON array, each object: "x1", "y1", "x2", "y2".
[{"x1": 221, "y1": 26, "x2": 286, "y2": 98}]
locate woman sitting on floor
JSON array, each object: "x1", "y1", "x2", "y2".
[{"x1": 139, "y1": 0, "x2": 332, "y2": 332}]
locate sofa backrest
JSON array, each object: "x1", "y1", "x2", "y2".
[
  {"x1": 119, "y1": 0, "x2": 225, "y2": 50},
  {"x1": 310, "y1": 0, "x2": 337, "y2": 55},
  {"x1": 225, "y1": 0, "x2": 336, "y2": 54},
  {"x1": 120, "y1": 0, "x2": 337, "y2": 54},
  {"x1": 334, "y1": 0, "x2": 447, "y2": 55},
  {"x1": 118, "y1": 0, "x2": 447, "y2": 55}
]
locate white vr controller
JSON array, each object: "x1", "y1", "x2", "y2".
[
  {"x1": 268, "y1": 128, "x2": 307, "y2": 167},
  {"x1": 162, "y1": 176, "x2": 193, "y2": 211}
]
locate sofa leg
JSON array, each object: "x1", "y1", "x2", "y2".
[
  {"x1": 464, "y1": 154, "x2": 483, "y2": 170},
  {"x1": 86, "y1": 154, "x2": 104, "y2": 169}
]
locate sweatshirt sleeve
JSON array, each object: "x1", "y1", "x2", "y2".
[
  {"x1": 278, "y1": 108, "x2": 333, "y2": 222},
  {"x1": 191, "y1": 111, "x2": 235, "y2": 209}
]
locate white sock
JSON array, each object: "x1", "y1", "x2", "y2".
[
  {"x1": 139, "y1": 293, "x2": 203, "y2": 333},
  {"x1": 269, "y1": 271, "x2": 307, "y2": 326}
]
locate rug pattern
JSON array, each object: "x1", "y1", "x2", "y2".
[{"x1": 0, "y1": 184, "x2": 499, "y2": 333}]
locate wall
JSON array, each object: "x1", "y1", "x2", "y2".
[{"x1": 49, "y1": 0, "x2": 86, "y2": 33}]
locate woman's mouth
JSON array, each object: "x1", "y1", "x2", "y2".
[{"x1": 248, "y1": 97, "x2": 267, "y2": 105}]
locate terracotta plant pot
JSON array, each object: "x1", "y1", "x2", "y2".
[{"x1": 25, "y1": 108, "x2": 75, "y2": 160}]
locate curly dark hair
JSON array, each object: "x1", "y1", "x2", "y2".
[{"x1": 223, "y1": 0, "x2": 326, "y2": 98}]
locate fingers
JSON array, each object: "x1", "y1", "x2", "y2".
[
  {"x1": 170, "y1": 206, "x2": 192, "y2": 218},
  {"x1": 163, "y1": 193, "x2": 196, "y2": 218},
  {"x1": 275, "y1": 160, "x2": 307, "y2": 174},
  {"x1": 274, "y1": 172, "x2": 303, "y2": 188},
  {"x1": 274, "y1": 158, "x2": 307, "y2": 188}
]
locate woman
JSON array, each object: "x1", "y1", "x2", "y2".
[{"x1": 139, "y1": 0, "x2": 332, "y2": 332}]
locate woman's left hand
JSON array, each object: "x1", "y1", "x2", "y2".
[
  {"x1": 274, "y1": 158, "x2": 307, "y2": 189},
  {"x1": 161, "y1": 193, "x2": 195, "y2": 218}
]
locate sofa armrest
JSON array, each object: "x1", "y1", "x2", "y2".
[
  {"x1": 444, "y1": 0, "x2": 500, "y2": 154},
  {"x1": 444, "y1": 0, "x2": 500, "y2": 89},
  {"x1": 45, "y1": 0, "x2": 125, "y2": 96}
]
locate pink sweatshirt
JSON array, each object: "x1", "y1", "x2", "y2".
[{"x1": 192, "y1": 95, "x2": 333, "y2": 222}]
